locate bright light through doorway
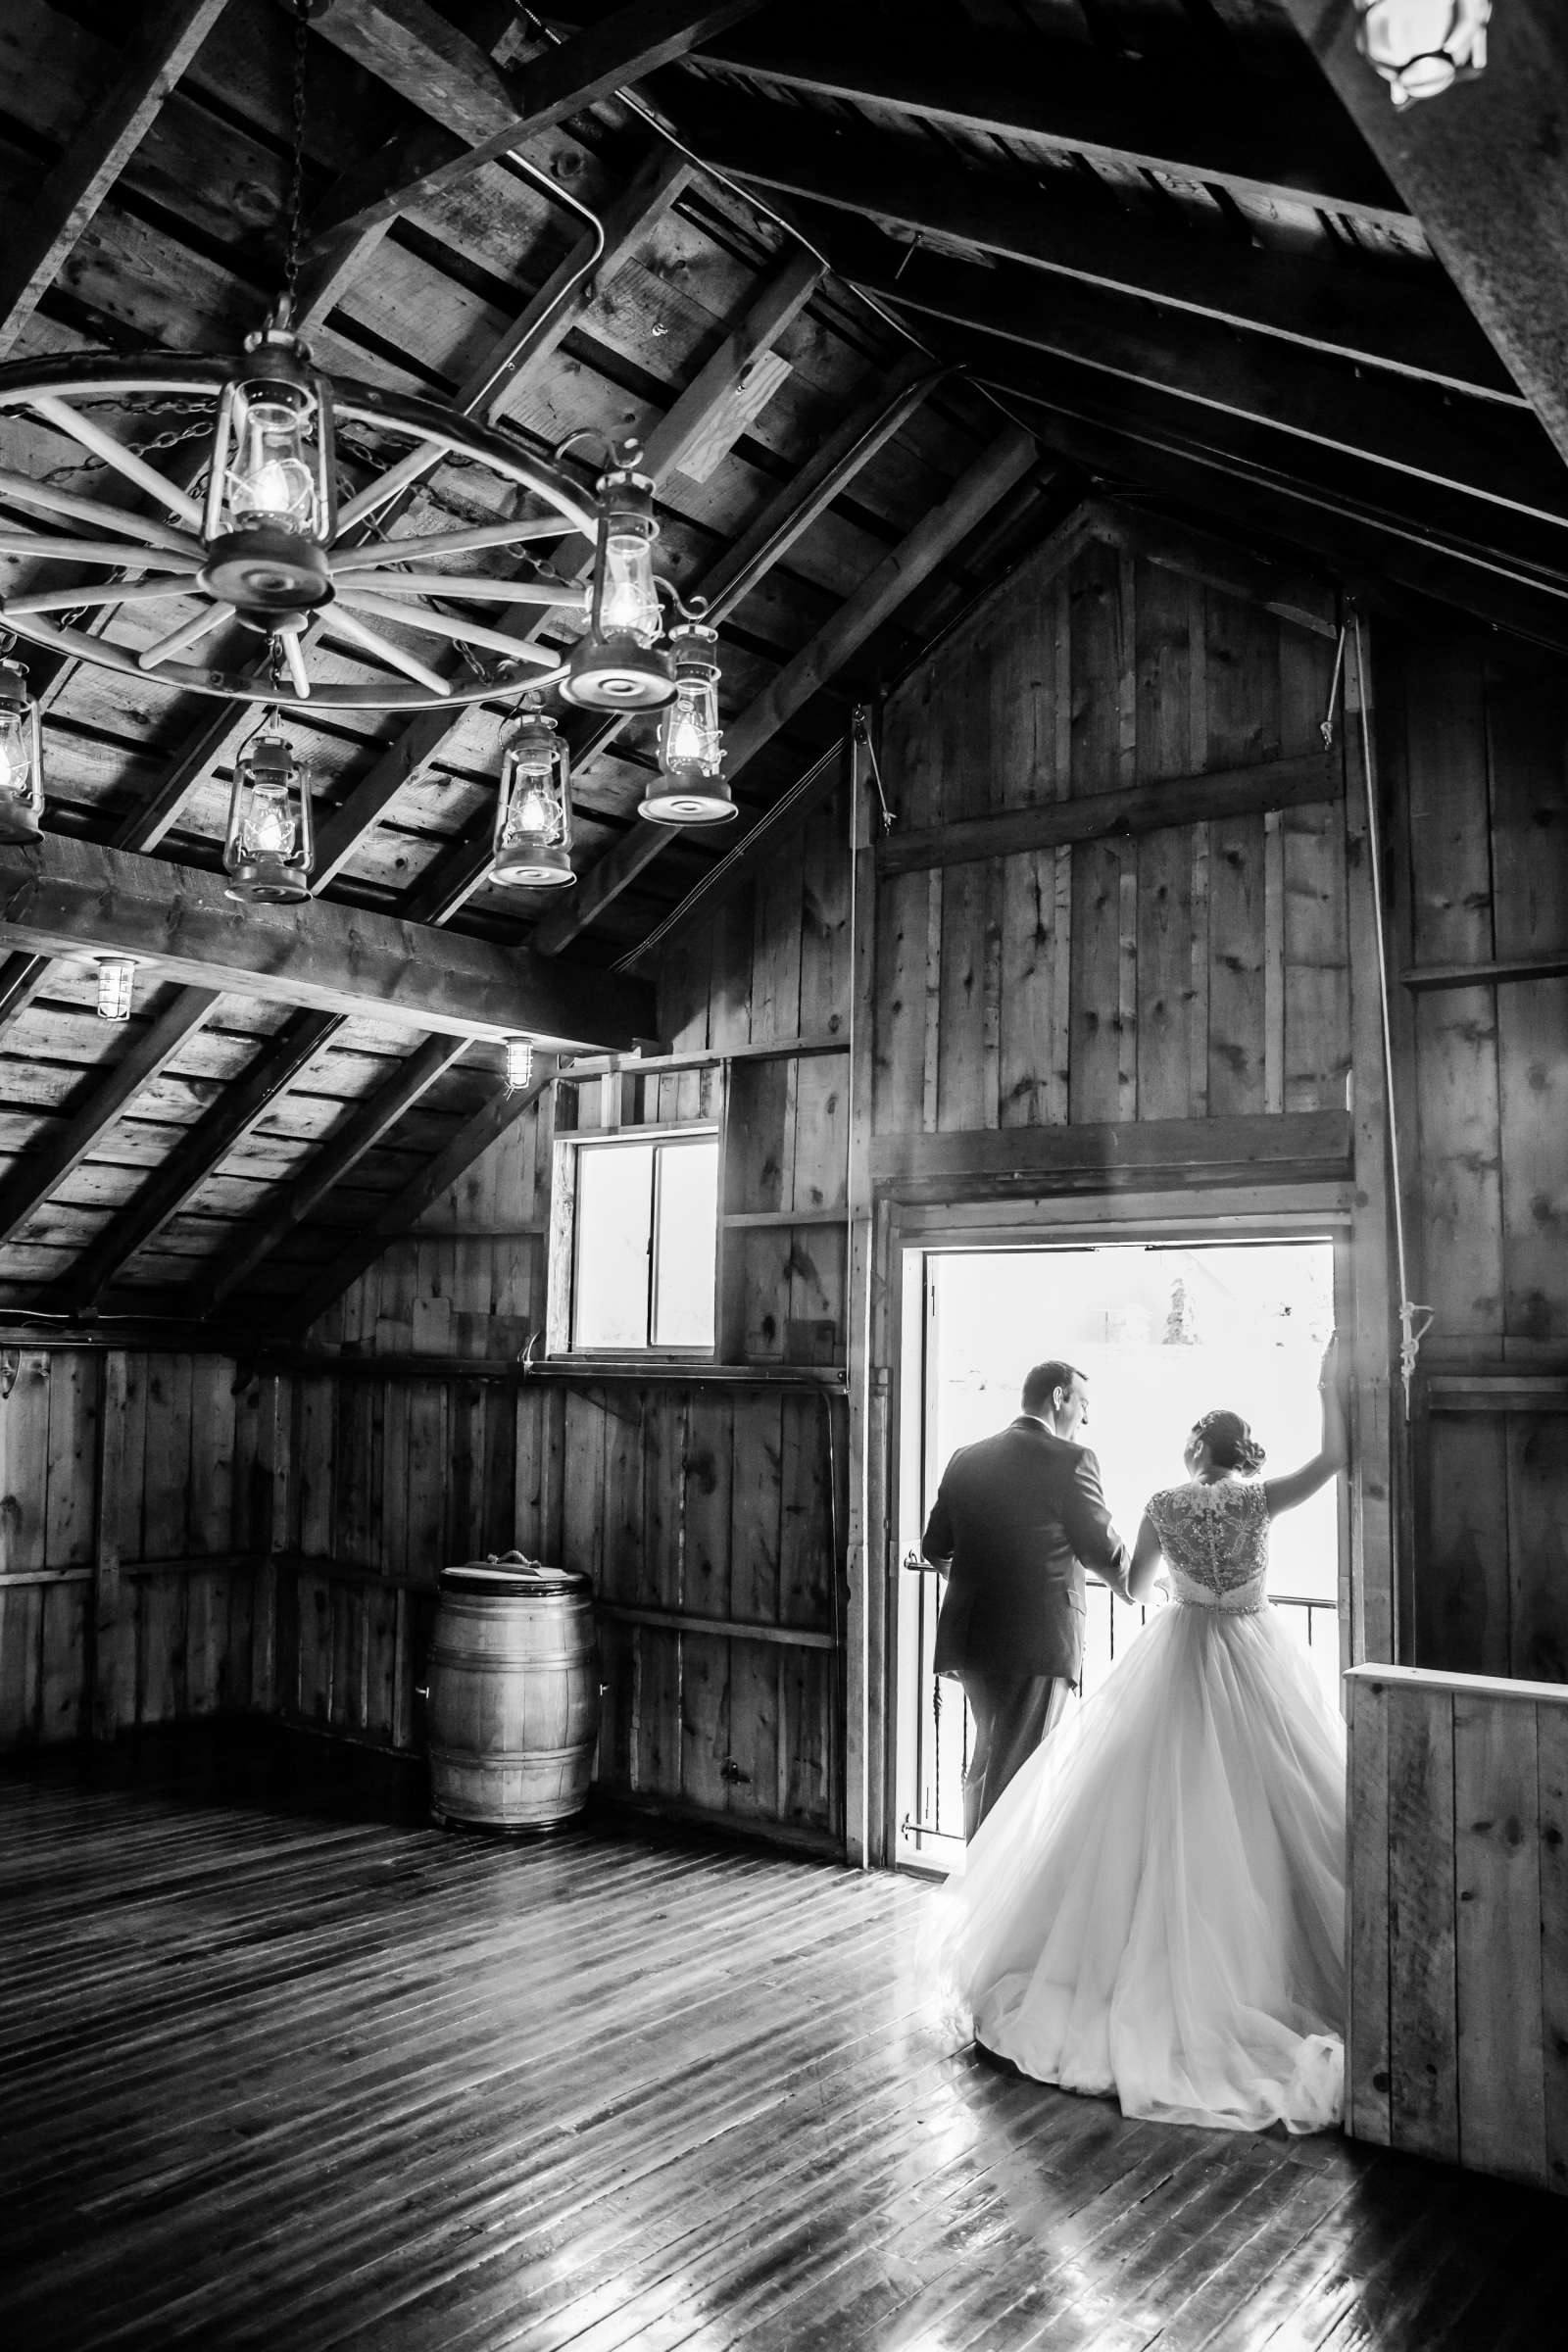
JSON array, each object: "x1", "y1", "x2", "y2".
[{"x1": 901, "y1": 1238, "x2": 1342, "y2": 1870}]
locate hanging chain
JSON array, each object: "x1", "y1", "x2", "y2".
[{"x1": 280, "y1": 0, "x2": 314, "y2": 324}]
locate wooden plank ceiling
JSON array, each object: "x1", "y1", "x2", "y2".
[{"x1": 0, "y1": 0, "x2": 1561, "y2": 1339}]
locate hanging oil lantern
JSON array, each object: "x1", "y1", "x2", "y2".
[
  {"x1": 489, "y1": 695, "x2": 574, "y2": 888},
  {"x1": 223, "y1": 714, "x2": 314, "y2": 904},
  {"x1": 200, "y1": 321, "x2": 337, "y2": 621},
  {"x1": 639, "y1": 622, "x2": 735, "y2": 825},
  {"x1": 561, "y1": 441, "x2": 675, "y2": 711}
]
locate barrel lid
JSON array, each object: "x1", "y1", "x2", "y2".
[{"x1": 440, "y1": 1551, "x2": 592, "y2": 1596}]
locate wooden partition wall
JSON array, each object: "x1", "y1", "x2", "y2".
[
  {"x1": 1384, "y1": 635, "x2": 1568, "y2": 1683},
  {"x1": 1346, "y1": 1664, "x2": 1568, "y2": 2194}
]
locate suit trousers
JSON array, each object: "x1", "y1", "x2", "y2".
[{"x1": 957, "y1": 1666, "x2": 1071, "y2": 1841}]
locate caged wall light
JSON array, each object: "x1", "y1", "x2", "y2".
[{"x1": 1356, "y1": 0, "x2": 1490, "y2": 105}]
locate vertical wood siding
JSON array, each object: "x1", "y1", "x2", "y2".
[
  {"x1": 1347, "y1": 1667, "x2": 1568, "y2": 2194},
  {"x1": 871, "y1": 533, "x2": 1349, "y2": 1139},
  {"x1": 1392, "y1": 633, "x2": 1568, "y2": 1680}
]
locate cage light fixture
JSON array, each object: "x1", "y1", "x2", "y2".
[
  {"x1": 0, "y1": 635, "x2": 44, "y2": 847},
  {"x1": 489, "y1": 693, "x2": 575, "y2": 888},
  {"x1": 94, "y1": 957, "x2": 137, "y2": 1023},
  {"x1": 1356, "y1": 0, "x2": 1489, "y2": 105},
  {"x1": 640, "y1": 622, "x2": 736, "y2": 826},
  {"x1": 561, "y1": 440, "x2": 676, "y2": 712},
  {"x1": 224, "y1": 712, "x2": 314, "y2": 904},
  {"x1": 504, "y1": 1036, "x2": 534, "y2": 1093}
]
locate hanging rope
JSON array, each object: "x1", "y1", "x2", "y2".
[
  {"x1": 854, "y1": 705, "x2": 896, "y2": 835},
  {"x1": 1346, "y1": 606, "x2": 1434, "y2": 1411}
]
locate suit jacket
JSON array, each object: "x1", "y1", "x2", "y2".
[{"x1": 920, "y1": 1416, "x2": 1134, "y2": 1684}]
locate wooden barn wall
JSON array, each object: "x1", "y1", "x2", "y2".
[
  {"x1": 1385, "y1": 634, "x2": 1568, "y2": 1684},
  {"x1": 0, "y1": 1349, "x2": 267, "y2": 1749},
  {"x1": 235, "y1": 794, "x2": 856, "y2": 1844},
  {"x1": 871, "y1": 534, "x2": 1349, "y2": 1139}
]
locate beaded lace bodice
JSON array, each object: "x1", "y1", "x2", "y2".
[{"x1": 1148, "y1": 1480, "x2": 1270, "y2": 1613}]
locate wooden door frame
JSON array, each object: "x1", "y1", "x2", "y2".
[{"x1": 852, "y1": 1181, "x2": 1376, "y2": 1870}]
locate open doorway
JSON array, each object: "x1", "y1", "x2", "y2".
[{"x1": 895, "y1": 1236, "x2": 1342, "y2": 1874}]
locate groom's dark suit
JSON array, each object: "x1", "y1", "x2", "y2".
[{"x1": 920, "y1": 1415, "x2": 1134, "y2": 1838}]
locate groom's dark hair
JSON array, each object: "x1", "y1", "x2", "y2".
[{"x1": 1021, "y1": 1360, "x2": 1083, "y2": 1416}]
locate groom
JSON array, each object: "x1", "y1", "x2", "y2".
[{"x1": 920, "y1": 1360, "x2": 1135, "y2": 1839}]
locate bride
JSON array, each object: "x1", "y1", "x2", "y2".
[{"x1": 943, "y1": 1341, "x2": 1349, "y2": 2135}]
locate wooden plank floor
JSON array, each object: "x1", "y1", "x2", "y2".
[{"x1": 2, "y1": 1752, "x2": 1564, "y2": 2352}]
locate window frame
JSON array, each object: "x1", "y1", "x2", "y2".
[{"x1": 550, "y1": 1122, "x2": 720, "y2": 1360}]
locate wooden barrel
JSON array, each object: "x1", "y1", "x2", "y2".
[{"x1": 427, "y1": 1559, "x2": 599, "y2": 1832}]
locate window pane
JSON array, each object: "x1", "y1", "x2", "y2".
[
  {"x1": 573, "y1": 1142, "x2": 654, "y2": 1348},
  {"x1": 651, "y1": 1139, "x2": 718, "y2": 1348}
]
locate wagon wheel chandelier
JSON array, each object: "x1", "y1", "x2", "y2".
[{"x1": 0, "y1": 0, "x2": 713, "y2": 727}]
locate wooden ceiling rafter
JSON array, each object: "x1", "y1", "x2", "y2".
[
  {"x1": 681, "y1": 92, "x2": 1520, "y2": 404},
  {"x1": 1009, "y1": 390, "x2": 1568, "y2": 657},
  {"x1": 0, "y1": 982, "x2": 220, "y2": 1255},
  {"x1": 309, "y1": 0, "x2": 765, "y2": 248},
  {"x1": 189, "y1": 1028, "x2": 475, "y2": 1317},
  {"x1": 662, "y1": 11, "x2": 1412, "y2": 226},
  {"x1": 66, "y1": 1007, "x2": 345, "y2": 1318},
  {"x1": 830, "y1": 241, "x2": 1568, "y2": 536},
  {"x1": 270, "y1": 1054, "x2": 560, "y2": 1340},
  {"x1": 532, "y1": 418, "x2": 1040, "y2": 953},
  {"x1": 0, "y1": 0, "x2": 230, "y2": 361}
]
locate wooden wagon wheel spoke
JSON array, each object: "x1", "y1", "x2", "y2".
[
  {"x1": 335, "y1": 439, "x2": 457, "y2": 535},
  {"x1": 319, "y1": 606, "x2": 453, "y2": 696},
  {"x1": 3, "y1": 577, "x2": 207, "y2": 617},
  {"x1": 333, "y1": 590, "x2": 565, "y2": 665},
  {"x1": 329, "y1": 517, "x2": 566, "y2": 569},
  {"x1": 0, "y1": 533, "x2": 206, "y2": 570},
  {"x1": 0, "y1": 471, "x2": 204, "y2": 556},
  {"x1": 28, "y1": 396, "x2": 207, "y2": 532},
  {"x1": 136, "y1": 603, "x2": 233, "y2": 671},
  {"x1": 335, "y1": 571, "x2": 588, "y2": 608}
]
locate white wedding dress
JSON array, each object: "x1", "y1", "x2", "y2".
[{"x1": 943, "y1": 1478, "x2": 1346, "y2": 2134}]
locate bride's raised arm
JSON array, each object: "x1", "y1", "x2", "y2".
[{"x1": 1262, "y1": 1337, "x2": 1348, "y2": 1519}]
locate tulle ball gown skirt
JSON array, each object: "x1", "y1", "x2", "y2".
[{"x1": 943, "y1": 1601, "x2": 1347, "y2": 2134}]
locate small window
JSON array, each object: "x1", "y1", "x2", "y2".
[{"x1": 570, "y1": 1134, "x2": 718, "y2": 1352}]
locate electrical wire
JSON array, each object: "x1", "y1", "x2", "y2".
[{"x1": 515, "y1": 10, "x2": 1043, "y2": 447}]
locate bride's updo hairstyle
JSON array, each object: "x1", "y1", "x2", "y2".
[{"x1": 1193, "y1": 1409, "x2": 1266, "y2": 1475}]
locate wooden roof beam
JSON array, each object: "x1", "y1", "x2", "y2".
[
  {"x1": 309, "y1": 0, "x2": 765, "y2": 248},
  {"x1": 0, "y1": 984, "x2": 218, "y2": 1255},
  {"x1": 65, "y1": 1009, "x2": 342, "y2": 1318},
  {"x1": 1278, "y1": 1, "x2": 1568, "y2": 473},
  {"x1": 269, "y1": 1057, "x2": 559, "y2": 1340},
  {"x1": 0, "y1": 838, "x2": 655, "y2": 1049},
  {"x1": 844, "y1": 244, "x2": 1568, "y2": 534},
  {"x1": 671, "y1": 12, "x2": 1409, "y2": 228},
  {"x1": 691, "y1": 97, "x2": 1517, "y2": 404},
  {"x1": 1007, "y1": 385, "x2": 1568, "y2": 656},
  {"x1": 191, "y1": 1032, "x2": 474, "y2": 1317},
  {"x1": 0, "y1": 0, "x2": 230, "y2": 360},
  {"x1": 529, "y1": 421, "x2": 1039, "y2": 954}
]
